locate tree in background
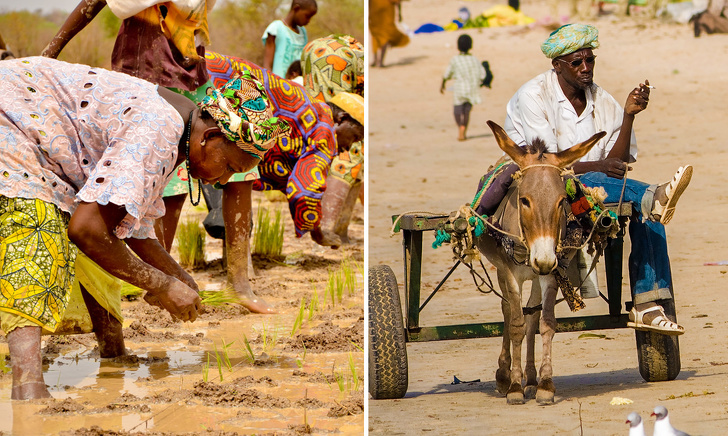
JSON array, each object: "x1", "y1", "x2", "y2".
[
  {"x1": 0, "y1": 0, "x2": 363, "y2": 69},
  {"x1": 0, "y1": 9, "x2": 119, "y2": 67}
]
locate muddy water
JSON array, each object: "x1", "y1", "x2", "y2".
[
  {"x1": 0, "y1": 306, "x2": 364, "y2": 435},
  {"x1": 0, "y1": 198, "x2": 365, "y2": 435}
]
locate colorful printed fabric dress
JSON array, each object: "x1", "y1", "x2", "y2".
[
  {"x1": 0, "y1": 57, "x2": 181, "y2": 332},
  {"x1": 205, "y1": 51, "x2": 337, "y2": 237}
]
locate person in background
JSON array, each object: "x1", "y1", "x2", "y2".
[
  {"x1": 286, "y1": 59, "x2": 304, "y2": 85},
  {"x1": 262, "y1": 0, "x2": 318, "y2": 78},
  {"x1": 689, "y1": 0, "x2": 728, "y2": 37},
  {"x1": 440, "y1": 33, "x2": 486, "y2": 142},
  {"x1": 301, "y1": 34, "x2": 365, "y2": 247},
  {"x1": 369, "y1": 0, "x2": 409, "y2": 67}
]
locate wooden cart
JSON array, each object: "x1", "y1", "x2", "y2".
[{"x1": 368, "y1": 204, "x2": 681, "y2": 399}]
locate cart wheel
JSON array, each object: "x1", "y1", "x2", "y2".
[
  {"x1": 635, "y1": 299, "x2": 681, "y2": 382},
  {"x1": 368, "y1": 265, "x2": 408, "y2": 399}
]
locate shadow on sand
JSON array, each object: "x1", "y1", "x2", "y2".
[{"x1": 402, "y1": 367, "x2": 703, "y2": 404}]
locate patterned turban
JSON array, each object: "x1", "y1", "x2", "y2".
[
  {"x1": 330, "y1": 92, "x2": 364, "y2": 125},
  {"x1": 540, "y1": 24, "x2": 599, "y2": 59},
  {"x1": 199, "y1": 70, "x2": 290, "y2": 160}
]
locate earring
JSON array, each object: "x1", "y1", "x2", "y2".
[{"x1": 200, "y1": 139, "x2": 206, "y2": 146}]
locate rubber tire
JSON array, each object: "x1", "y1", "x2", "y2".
[
  {"x1": 635, "y1": 298, "x2": 681, "y2": 382},
  {"x1": 368, "y1": 265, "x2": 408, "y2": 399}
]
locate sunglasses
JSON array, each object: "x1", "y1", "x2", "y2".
[{"x1": 557, "y1": 55, "x2": 597, "y2": 68}]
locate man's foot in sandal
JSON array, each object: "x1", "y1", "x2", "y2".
[
  {"x1": 628, "y1": 302, "x2": 684, "y2": 335},
  {"x1": 651, "y1": 165, "x2": 693, "y2": 225}
]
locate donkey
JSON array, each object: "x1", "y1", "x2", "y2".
[{"x1": 475, "y1": 121, "x2": 606, "y2": 404}]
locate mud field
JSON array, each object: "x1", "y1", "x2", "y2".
[
  {"x1": 368, "y1": 0, "x2": 728, "y2": 434},
  {"x1": 0, "y1": 192, "x2": 364, "y2": 435}
]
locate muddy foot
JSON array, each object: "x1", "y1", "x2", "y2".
[
  {"x1": 311, "y1": 228, "x2": 342, "y2": 249},
  {"x1": 12, "y1": 381, "x2": 51, "y2": 400},
  {"x1": 232, "y1": 282, "x2": 277, "y2": 314},
  {"x1": 239, "y1": 296, "x2": 277, "y2": 314},
  {"x1": 524, "y1": 384, "x2": 537, "y2": 399}
]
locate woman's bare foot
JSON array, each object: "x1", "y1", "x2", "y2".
[
  {"x1": 81, "y1": 285, "x2": 128, "y2": 358},
  {"x1": 311, "y1": 227, "x2": 342, "y2": 248},
  {"x1": 233, "y1": 281, "x2": 276, "y2": 314}
]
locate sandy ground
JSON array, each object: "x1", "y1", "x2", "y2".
[
  {"x1": 0, "y1": 193, "x2": 364, "y2": 435},
  {"x1": 367, "y1": 0, "x2": 728, "y2": 434}
]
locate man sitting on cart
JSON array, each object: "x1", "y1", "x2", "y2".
[{"x1": 475, "y1": 23, "x2": 692, "y2": 336}]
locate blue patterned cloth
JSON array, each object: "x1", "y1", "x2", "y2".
[{"x1": 540, "y1": 24, "x2": 599, "y2": 59}]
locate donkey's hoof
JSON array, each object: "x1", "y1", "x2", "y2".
[
  {"x1": 536, "y1": 379, "x2": 555, "y2": 405},
  {"x1": 495, "y1": 369, "x2": 511, "y2": 395},
  {"x1": 506, "y1": 383, "x2": 525, "y2": 405},
  {"x1": 524, "y1": 384, "x2": 537, "y2": 399},
  {"x1": 506, "y1": 392, "x2": 525, "y2": 405}
]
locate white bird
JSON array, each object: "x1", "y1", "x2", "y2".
[
  {"x1": 626, "y1": 412, "x2": 646, "y2": 436},
  {"x1": 652, "y1": 405, "x2": 690, "y2": 436}
]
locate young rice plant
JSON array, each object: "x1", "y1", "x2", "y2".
[
  {"x1": 176, "y1": 218, "x2": 206, "y2": 268},
  {"x1": 253, "y1": 202, "x2": 284, "y2": 258}
]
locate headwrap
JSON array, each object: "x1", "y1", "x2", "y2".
[
  {"x1": 330, "y1": 92, "x2": 364, "y2": 125},
  {"x1": 540, "y1": 24, "x2": 599, "y2": 59},
  {"x1": 199, "y1": 70, "x2": 290, "y2": 160}
]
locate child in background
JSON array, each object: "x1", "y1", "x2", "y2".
[
  {"x1": 262, "y1": 0, "x2": 318, "y2": 78},
  {"x1": 440, "y1": 34, "x2": 486, "y2": 142},
  {"x1": 286, "y1": 59, "x2": 304, "y2": 85}
]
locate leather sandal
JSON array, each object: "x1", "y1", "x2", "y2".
[
  {"x1": 651, "y1": 165, "x2": 692, "y2": 225},
  {"x1": 627, "y1": 305, "x2": 685, "y2": 336}
]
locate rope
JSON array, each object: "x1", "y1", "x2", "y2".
[
  {"x1": 520, "y1": 163, "x2": 564, "y2": 172},
  {"x1": 616, "y1": 170, "x2": 629, "y2": 219}
]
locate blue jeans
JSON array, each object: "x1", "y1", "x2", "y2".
[{"x1": 578, "y1": 172, "x2": 673, "y2": 304}]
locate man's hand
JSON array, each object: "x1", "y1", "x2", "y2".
[
  {"x1": 625, "y1": 79, "x2": 651, "y2": 116},
  {"x1": 144, "y1": 278, "x2": 201, "y2": 322},
  {"x1": 596, "y1": 158, "x2": 631, "y2": 179}
]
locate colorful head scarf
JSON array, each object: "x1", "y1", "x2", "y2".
[
  {"x1": 330, "y1": 92, "x2": 364, "y2": 125},
  {"x1": 199, "y1": 70, "x2": 290, "y2": 160},
  {"x1": 540, "y1": 24, "x2": 599, "y2": 59},
  {"x1": 301, "y1": 34, "x2": 364, "y2": 103}
]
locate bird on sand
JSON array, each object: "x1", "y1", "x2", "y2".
[
  {"x1": 626, "y1": 412, "x2": 646, "y2": 436},
  {"x1": 652, "y1": 405, "x2": 690, "y2": 436}
]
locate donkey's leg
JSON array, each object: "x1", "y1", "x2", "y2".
[
  {"x1": 503, "y1": 273, "x2": 526, "y2": 405},
  {"x1": 536, "y1": 275, "x2": 558, "y2": 404},
  {"x1": 524, "y1": 279, "x2": 542, "y2": 399},
  {"x1": 496, "y1": 274, "x2": 512, "y2": 395}
]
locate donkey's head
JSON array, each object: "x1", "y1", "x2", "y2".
[{"x1": 486, "y1": 121, "x2": 606, "y2": 275}]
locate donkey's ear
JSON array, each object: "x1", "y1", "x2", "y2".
[
  {"x1": 554, "y1": 131, "x2": 607, "y2": 168},
  {"x1": 487, "y1": 121, "x2": 527, "y2": 165}
]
